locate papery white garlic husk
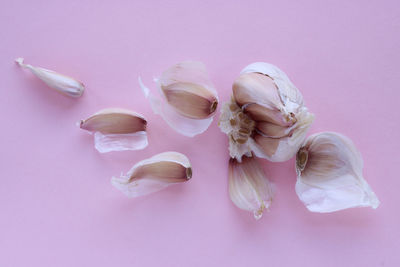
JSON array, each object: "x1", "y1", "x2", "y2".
[
  {"x1": 229, "y1": 155, "x2": 273, "y2": 220},
  {"x1": 79, "y1": 108, "x2": 148, "y2": 153},
  {"x1": 111, "y1": 151, "x2": 192, "y2": 197},
  {"x1": 15, "y1": 58, "x2": 85, "y2": 98},
  {"x1": 219, "y1": 62, "x2": 314, "y2": 162},
  {"x1": 295, "y1": 132, "x2": 380, "y2": 213},
  {"x1": 139, "y1": 61, "x2": 218, "y2": 137}
]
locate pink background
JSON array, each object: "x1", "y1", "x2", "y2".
[{"x1": 1, "y1": 0, "x2": 399, "y2": 266}]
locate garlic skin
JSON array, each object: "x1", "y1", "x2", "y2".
[
  {"x1": 15, "y1": 58, "x2": 84, "y2": 98},
  {"x1": 295, "y1": 132, "x2": 380, "y2": 213},
  {"x1": 79, "y1": 108, "x2": 148, "y2": 153},
  {"x1": 139, "y1": 61, "x2": 218, "y2": 137},
  {"x1": 111, "y1": 152, "x2": 192, "y2": 198},
  {"x1": 219, "y1": 62, "x2": 314, "y2": 162},
  {"x1": 229, "y1": 156, "x2": 273, "y2": 220}
]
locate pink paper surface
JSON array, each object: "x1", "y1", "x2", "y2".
[{"x1": 1, "y1": 1, "x2": 399, "y2": 266}]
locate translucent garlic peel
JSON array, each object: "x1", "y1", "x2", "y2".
[
  {"x1": 111, "y1": 152, "x2": 192, "y2": 198},
  {"x1": 219, "y1": 62, "x2": 314, "y2": 162},
  {"x1": 229, "y1": 156, "x2": 273, "y2": 219},
  {"x1": 139, "y1": 61, "x2": 218, "y2": 137},
  {"x1": 80, "y1": 108, "x2": 148, "y2": 153},
  {"x1": 15, "y1": 57, "x2": 85, "y2": 98},
  {"x1": 94, "y1": 132, "x2": 148, "y2": 153},
  {"x1": 295, "y1": 132, "x2": 380, "y2": 212}
]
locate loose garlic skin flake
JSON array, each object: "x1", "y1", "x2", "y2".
[
  {"x1": 295, "y1": 132, "x2": 380, "y2": 213},
  {"x1": 219, "y1": 62, "x2": 314, "y2": 162},
  {"x1": 79, "y1": 108, "x2": 148, "y2": 153},
  {"x1": 15, "y1": 58, "x2": 85, "y2": 98},
  {"x1": 139, "y1": 61, "x2": 218, "y2": 137},
  {"x1": 229, "y1": 156, "x2": 273, "y2": 220},
  {"x1": 111, "y1": 152, "x2": 192, "y2": 198}
]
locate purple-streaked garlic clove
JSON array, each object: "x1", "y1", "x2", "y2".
[
  {"x1": 139, "y1": 61, "x2": 218, "y2": 137},
  {"x1": 111, "y1": 152, "x2": 192, "y2": 198},
  {"x1": 79, "y1": 108, "x2": 148, "y2": 153},
  {"x1": 295, "y1": 132, "x2": 379, "y2": 212},
  {"x1": 229, "y1": 155, "x2": 273, "y2": 220}
]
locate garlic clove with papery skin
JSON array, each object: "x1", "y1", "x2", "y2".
[
  {"x1": 139, "y1": 61, "x2": 218, "y2": 137},
  {"x1": 15, "y1": 58, "x2": 84, "y2": 98},
  {"x1": 295, "y1": 132, "x2": 380, "y2": 213},
  {"x1": 79, "y1": 108, "x2": 148, "y2": 153},
  {"x1": 229, "y1": 155, "x2": 273, "y2": 220},
  {"x1": 219, "y1": 62, "x2": 314, "y2": 162},
  {"x1": 111, "y1": 152, "x2": 192, "y2": 198}
]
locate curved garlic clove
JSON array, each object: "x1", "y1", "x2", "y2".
[
  {"x1": 295, "y1": 132, "x2": 380, "y2": 212},
  {"x1": 219, "y1": 62, "x2": 314, "y2": 162},
  {"x1": 15, "y1": 58, "x2": 84, "y2": 98},
  {"x1": 111, "y1": 152, "x2": 192, "y2": 198},
  {"x1": 139, "y1": 61, "x2": 218, "y2": 137},
  {"x1": 229, "y1": 156, "x2": 273, "y2": 220},
  {"x1": 79, "y1": 108, "x2": 148, "y2": 153}
]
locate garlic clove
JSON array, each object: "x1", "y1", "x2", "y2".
[
  {"x1": 233, "y1": 72, "x2": 281, "y2": 110},
  {"x1": 295, "y1": 132, "x2": 380, "y2": 212},
  {"x1": 111, "y1": 152, "x2": 192, "y2": 198},
  {"x1": 139, "y1": 61, "x2": 218, "y2": 137},
  {"x1": 219, "y1": 62, "x2": 314, "y2": 162},
  {"x1": 256, "y1": 121, "x2": 294, "y2": 138},
  {"x1": 161, "y1": 82, "x2": 218, "y2": 119},
  {"x1": 253, "y1": 134, "x2": 281, "y2": 157},
  {"x1": 79, "y1": 108, "x2": 148, "y2": 153},
  {"x1": 229, "y1": 156, "x2": 273, "y2": 220},
  {"x1": 15, "y1": 57, "x2": 84, "y2": 98},
  {"x1": 243, "y1": 103, "x2": 294, "y2": 127}
]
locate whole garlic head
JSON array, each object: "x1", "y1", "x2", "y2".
[
  {"x1": 219, "y1": 62, "x2": 314, "y2": 162},
  {"x1": 295, "y1": 132, "x2": 380, "y2": 212}
]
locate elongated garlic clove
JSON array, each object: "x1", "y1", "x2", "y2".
[
  {"x1": 229, "y1": 156, "x2": 273, "y2": 220},
  {"x1": 219, "y1": 62, "x2": 314, "y2": 162},
  {"x1": 15, "y1": 57, "x2": 85, "y2": 98},
  {"x1": 139, "y1": 61, "x2": 218, "y2": 137},
  {"x1": 295, "y1": 132, "x2": 380, "y2": 212},
  {"x1": 79, "y1": 108, "x2": 148, "y2": 153},
  {"x1": 111, "y1": 152, "x2": 192, "y2": 197}
]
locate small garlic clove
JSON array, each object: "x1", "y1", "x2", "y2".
[
  {"x1": 139, "y1": 61, "x2": 218, "y2": 137},
  {"x1": 229, "y1": 156, "x2": 273, "y2": 220},
  {"x1": 295, "y1": 132, "x2": 380, "y2": 212},
  {"x1": 15, "y1": 57, "x2": 84, "y2": 98},
  {"x1": 219, "y1": 62, "x2": 314, "y2": 162},
  {"x1": 111, "y1": 152, "x2": 192, "y2": 198},
  {"x1": 79, "y1": 108, "x2": 148, "y2": 153}
]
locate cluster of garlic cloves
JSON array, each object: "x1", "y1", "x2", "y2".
[
  {"x1": 139, "y1": 61, "x2": 218, "y2": 137},
  {"x1": 79, "y1": 108, "x2": 148, "y2": 153},
  {"x1": 219, "y1": 62, "x2": 314, "y2": 163},
  {"x1": 229, "y1": 155, "x2": 273, "y2": 220},
  {"x1": 15, "y1": 58, "x2": 85, "y2": 98},
  {"x1": 295, "y1": 132, "x2": 380, "y2": 212},
  {"x1": 220, "y1": 62, "x2": 315, "y2": 218},
  {"x1": 111, "y1": 152, "x2": 192, "y2": 197}
]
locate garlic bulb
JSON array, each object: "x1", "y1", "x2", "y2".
[
  {"x1": 139, "y1": 61, "x2": 218, "y2": 137},
  {"x1": 79, "y1": 108, "x2": 148, "y2": 153},
  {"x1": 295, "y1": 132, "x2": 380, "y2": 212},
  {"x1": 219, "y1": 62, "x2": 314, "y2": 162},
  {"x1": 111, "y1": 152, "x2": 192, "y2": 197},
  {"x1": 229, "y1": 155, "x2": 273, "y2": 220},
  {"x1": 15, "y1": 58, "x2": 84, "y2": 98}
]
